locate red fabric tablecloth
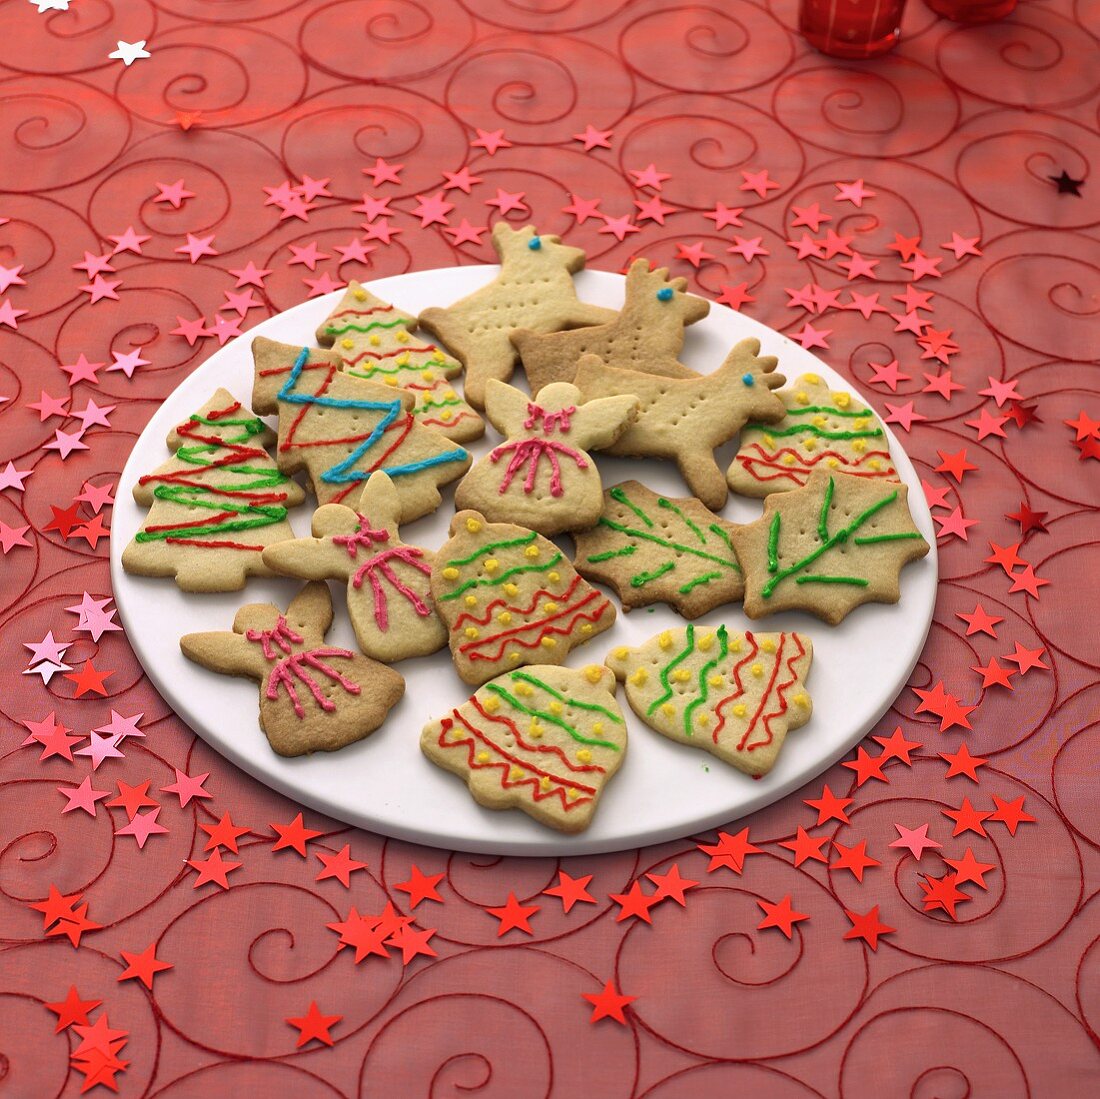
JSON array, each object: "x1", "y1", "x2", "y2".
[{"x1": 2, "y1": 1, "x2": 1099, "y2": 1094}]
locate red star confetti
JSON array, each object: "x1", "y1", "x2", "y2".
[
  {"x1": 940, "y1": 743, "x2": 989, "y2": 782},
  {"x1": 1004, "y1": 642, "x2": 1048, "y2": 674},
  {"x1": 543, "y1": 871, "x2": 596, "y2": 913},
  {"x1": 979, "y1": 376, "x2": 1021, "y2": 407},
  {"x1": 1005, "y1": 502, "x2": 1048, "y2": 536},
  {"x1": 0, "y1": 298, "x2": 28, "y2": 326},
  {"x1": 583, "y1": 981, "x2": 636, "y2": 1025},
  {"x1": 229, "y1": 261, "x2": 272, "y2": 288},
  {"x1": 965, "y1": 408, "x2": 1009, "y2": 441},
  {"x1": 922, "y1": 370, "x2": 965, "y2": 401},
  {"x1": 46, "y1": 986, "x2": 102, "y2": 1032},
  {"x1": 831, "y1": 840, "x2": 880, "y2": 882},
  {"x1": 201, "y1": 811, "x2": 250, "y2": 852},
  {"x1": 985, "y1": 540, "x2": 1025, "y2": 573},
  {"x1": 988, "y1": 794, "x2": 1037, "y2": 835},
  {"x1": 186, "y1": 848, "x2": 243, "y2": 890},
  {"x1": 756, "y1": 895, "x2": 809, "y2": 938},
  {"x1": 485, "y1": 187, "x2": 528, "y2": 214},
  {"x1": 386, "y1": 923, "x2": 438, "y2": 965},
  {"x1": 841, "y1": 746, "x2": 888, "y2": 786},
  {"x1": 393, "y1": 864, "x2": 445, "y2": 908},
  {"x1": 106, "y1": 779, "x2": 157, "y2": 819},
  {"x1": 956, "y1": 604, "x2": 1003, "y2": 637},
  {"x1": 886, "y1": 232, "x2": 921, "y2": 261},
  {"x1": 646, "y1": 863, "x2": 699, "y2": 906},
  {"x1": 728, "y1": 235, "x2": 770, "y2": 262},
  {"x1": 843, "y1": 905, "x2": 895, "y2": 950},
  {"x1": 943, "y1": 797, "x2": 991, "y2": 838},
  {"x1": 944, "y1": 848, "x2": 996, "y2": 889},
  {"x1": 716, "y1": 283, "x2": 755, "y2": 310},
  {"x1": 486, "y1": 892, "x2": 540, "y2": 936},
  {"x1": 919, "y1": 872, "x2": 970, "y2": 920},
  {"x1": 779, "y1": 825, "x2": 830, "y2": 866},
  {"x1": 901, "y1": 251, "x2": 943, "y2": 280},
  {"x1": 270, "y1": 812, "x2": 322, "y2": 856},
  {"x1": 698, "y1": 828, "x2": 761, "y2": 874},
  {"x1": 314, "y1": 844, "x2": 367, "y2": 888},
  {"x1": 790, "y1": 203, "x2": 831, "y2": 231},
  {"x1": 153, "y1": 179, "x2": 194, "y2": 208},
  {"x1": 838, "y1": 252, "x2": 879, "y2": 280},
  {"x1": 1064, "y1": 410, "x2": 1100, "y2": 441},
  {"x1": 1008, "y1": 564, "x2": 1049, "y2": 598},
  {"x1": 64, "y1": 659, "x2": 114, "y2": 698},
  {"x1": 972, "y1": 657, "x2": 1015, "y2": 690},
  {"x1": 1, "y1": 521, "x2": 31, "y2": 553},
  {"x1": 804, "y1": 784, "x2": 852, "y2": 825},
  {"x1": 286, "y1": 1002, "x2": 342, "y2": 1048},
  {"x1": 889, "y1": 823, "x2": 941, "y2": 859},
  {"x1": 675, "y1": 241, "x2": 715, "y2": 268},
  {"x1": 610, "y1": 880, "x2": 660, "y2": 924},
  {"x1": 846, "y1": 290, "x2": 889, "y2": 319},
  {"x1": 172, "y1": 315, "x2": 210, "y2": 345},
  {"x1": 0, "y1": 460, "x2": 32, "y2": 492},
  {"x1": 117, "y1": 943, "x2": 173, "y2": 989}
]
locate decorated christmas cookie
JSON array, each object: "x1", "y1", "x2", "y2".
[
  {"x1": 454, "y1": 379, "x2": 639, "y2": 535},
  {"x1": 261, "y1": 471, "x2": 445, "y2": 663},
  {"x1": 316, "y1": 281, "x2": 484, "y2": 444},
  {"x1": 431, "y1": 510, "x2": 617, "y2": 687},
  {"x1": 122, "y1": 389, "x2": 305, "y2": 592},
  {"x1": 573, "y1": 481, "x2": 744, "y2": 618},
  {"x1": 417, "y1": 223, "x2": 616, "y2": 409},
  {"x1": 606, "y1": 625, "x2": 813, "y2": 776},
  {"x1": 728, "y1": 372, "x2": 897, "y2": 497},
  {"x1": 180, "y1": 582, "x2": 405, "y2": 757},
  {"x1": 251, "y1": 337, "x2": 471, "y2": 519},
  {"x1": 420, "y1": 663, "x2": 627, "y2": 833},
  {"x1": 730, "y1": 469, "x2": 929, "y2": 625},
  {"x1": 572, "y1": 338, "x2": 786, "y2": 510},
  {"x1": 511, "y1": 258, "x2": 708, "y2": 395}
]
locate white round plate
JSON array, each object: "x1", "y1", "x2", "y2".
[{"x1": 111, "y1": 266, "x2": 937, "y2": 855}]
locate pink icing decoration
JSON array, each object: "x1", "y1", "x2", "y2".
[
  {"x1": 349, "y1": 546, "x2": 433, "y2": 630},
  {"x1": 524, "y1": 401, "x2": 575, "y2": 433},
  {"x1": 489, "y1": 438, "x2": 588, "y2": 497},
  {"x1": 333, "y1": 513, "x2": 390, "y2": 556}
]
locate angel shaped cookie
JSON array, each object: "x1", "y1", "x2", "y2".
[
  {"x1": 417, "y1": 223, "x2": 616, "y2": 409},
  {"x1": 180, "y1": 582, "x2": 404, "y2": 756},
  {"x1": 262, "y1": 472, "x2": 445, "y2": 663},
  {"x1": 454, "y1": 380, "x2": 640, "y2": 535}
]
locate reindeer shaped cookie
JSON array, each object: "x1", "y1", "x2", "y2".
[
  {"x1": 180, "y1": 582, "x2": 404, "y2": 756},
  {"x1": 511, "y1": 259, "x2": 710, "y2": 395},
  {"x1": 417, "y1": 224, "x2": 616, "y2": 409},
  {"x1": 573, "y1": 339, "x2": 787, "y2": 510},
  {"x1": 262, "y1": 472, "x2": 446, "y2": 662},
  {"x1": 454, "y1": 379, "x2": 639, "y2": 535}
]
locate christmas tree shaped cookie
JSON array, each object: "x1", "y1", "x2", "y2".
[
  {"x1": 573, "y1": 481, "x2": 744, "y2": 618},
  {"x1": 454, "y1": 379, "x2": 639, "y2": 535},
  {"x1": 730, "y1": 469, "x2": 929, "y2": 625},
  {"x1": 417, "y1": 223, "x2": 616, "y2": 408},
  {"x1": 728, "y1": 373, "x2": 897, "y2": 497},
  {"x1": 262, "y1": 471, "x2": 445, "y2": 663},
  {"x1": 251, "y1": 337, "x2": 471, "y2": 519},
  {"x1": 606, "y1": 625, "x2": 813, "y2": 777},
  {"x1": 431, "y1": 510, "x2": 616, "y2": 687},
  {"x1": 572, "y1": 339, "x2": 787, "y2": 509},
  {"x1": 511, "y1": 258, "x2": 708, "y2": 395},
  {"x1": 421, "y1": 663, "x2": 627, "y2": 833},
  {"x1": 180, "y1": 582, "x2": 405, "y2": 757},
  {"x1": 316, "y1": 281, "x2": 484, "y2": 444},
  {"x1": 122, "y1": 389, "x2": 305, "y2": 592}
]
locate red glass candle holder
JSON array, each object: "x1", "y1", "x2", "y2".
[
  {"x1": 799, "y1": 0, "x2": 907, "y2": 59},
  {"x1": 923, "y1": 0, "x2": 1017, "y2": 23}
]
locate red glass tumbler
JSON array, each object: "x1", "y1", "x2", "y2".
[
  {"x1": 923, "y1": 0, "x2": 1016, "y2": 23},
  {"x1": 799, "y1": 0, "x2": 907, "y2": 59}
]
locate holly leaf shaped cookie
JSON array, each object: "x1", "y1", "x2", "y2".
[
  {"x1": 728, "y1": 372, "x2": 897, "y2": 497},
  {"x1": 431, "y1": 510, "x2": 617, "y2": 686},
  {"x1": 572, "y1": 338, "x2": 786, "y2": 509},
  {"x1": 262, "y1": 471, "x2": 446, "y2": 663},
  {"x1": 180, "y1": 582, "x2": 405, "y2": 757},
  {"x1": 606, "y1": 625, "x2": 812, "y2": 776},
  {"x1": 573, "y1": 481, "x2": 744, "y2": 618},
  {"x1": 421, "y1": 663, "x2": 627, "y2": 833},
  {"x1": 730, "y1": 469, "x2": 930, "y2": 624},
  {"x1": 417, "y1": 223, "x2": 616, "y2": 409},
  {"x1": 454, "y1": 379, "x2": 639, "y2": 535}
]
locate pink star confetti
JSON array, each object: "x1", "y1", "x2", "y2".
[
  {"x1": 572, "y1": 125, "x2": 613, "y2": 150},
  {"x1": 78, "y1": 277, "x2": 120, "y2": 304},
  {"x1": 443, "y1": 219, "x2": 488, "y2": 245},
  {"x1": 788, "y1": 322, "x2": 831, "y2": 350},
  {"x1": 634, "y1": 195, "x2": 675, "y2": 224},
  {"x1": 470, "y1": 128, "x2": 511, "y2": 155},
  {"x1": 44, "y1": 428, "x2": 89, "y2": 460},
  {"x1": 629, "y1": 163, "x2": 671, "y2": 191},
  {"x1": 1, "y1": 520, "x2": 31, "y2": 553},
  {"x1": 73, "y1": 732, "x2": 125, "y2": 770},
  {"x1": 728, "y1": 236, "x2": 769, "y2": 262},
  {"x1": 703, "y1": 203, "x2": 744, "y2": 230},
  {"x1": 598, "y1": 214, "x2": 639, "y2": 241},
  {"x1": 889, "y1": 823, "x2": 942, "y2": 859},
  {"x1": 739, "y1": 168, "x2": 780, "y2": 198},
  {"x1": 867, "y1": 359, "x2": 910, "y2": 391},
  {"x1": 107, "y1": 348, "x2": 150, "y2": 379},
  {"x1": 362, "y1": 158, "x2": 403, "y2": 186},
  {"x1": 882, "y1": 402, "x2": 927, "y2": 432},
  {"x1": 287, "y1": 242, "x2": 328, "y2": 271},
  {"x1": 0, "y1": 461, "x2": 32, "y2": 492},
  {"x1": 834, "y1": 179, "x2": 875, "y2": 206},
  {"x1": 66, "y1": 592, "x2": 122, "y2": 642},
  {"x1": 675, "y1": 242, "x2": 714, "y2": 268},
  {"x1": 229, "y1": 261, "x2": 272, "y2": 288},
  {"x1": 562, "y1": 194, "x2": 602, "y2": 224},
  {"x1": 175, "y1": 234, "x2": 218, "y2": 263},
  {"x1": 115, "y1": 807, "x2": 168, "y2": 849},
  {"x1": 108, "y1": 227, "x2": 150, "y2": 255},
  {"x1": 152, "y1": 180, "x2": 194, "y2": 208},
  {"x1": 160, "y1": 769, "x2": 212, "y2": 808},
  {"x1": 60, "y1": 354, "x2": 104, "y2": 386},
  {"x1": 941, "y1": 232, "x2": 982, "y2": 259},
  {"x1": 59, "y1": 777, "x2": 110, "y2": 817},
  {"x1": 484, "y1": 188, "x2": 527, "y2": 215}
]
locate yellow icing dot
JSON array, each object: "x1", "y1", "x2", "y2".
[
  {"x1": 543, "y1": 601, "x2": 558, "y2": 613},
  {"x1": 484, "y1": 558, "x2": 499, "y2": 572},
  {"x1": 353, "y1": 288, "x2": 366, "y2": 301},
  {"x1": 793, "y1": 693, "x2": 810, "y2": 708},
  {"x1": 584, "y1": 665, "x2": 604, "y2": 683},
  {"x1": 464, "y1": 594, "x2": 478, "y2": 607},
  {"x1": 796, "y1": 391, "x2": 809, "y2": 404},
  {"x1": 730, "y1": 638, "x2": 743, "y2": 652},
  {"x1": 580, "y1": 623, "x2": 593, "y2": 635},
  {"x1": 477, "y1": 750, "x2": 490, "y2": 763},
  {"x1": 868, "y1": 459, "x2": 882, "y2": 471},
  {"x1": 760, "y1": 638, "x2": 777, "y2": 653},
  {"x1": 508, "y1": 652, "x2": 521, "y2": 663},
  {"x1": 341, "y1": 338, "x2": 354, "y2": 350},
  {"x1": 540, "y1": 637, "x2": 557, "y2": 649},
  {"x1": 698, "y1": 633, "x2": 714, "y2": 652},
  {"x1": 854, "y1": 417, "x2": 870, "y2": 430},
  {"x1": 369, "y1": 333, "x2": 381, "y2": 347},
  {"x1": 442, "y1": 567, "x2": 459, "y2": 581},
  {"x1": 697, "y1": 712, "x2": 712, "y2": 727},
  {"x1": 629, "y1": 668, "x2": 648, "y2": 686},
  {"x1": 509, "y1": 765, "x2": 524, "y2": 780},
  {"x1": 465, "y1": 517, "x2": 482, "y2": 533},
  {"x1": 548, "y1": 700, "x2": 563, "y2": 715},
  {"x1": 804, "y1": 372, "x2": 821, "y2": 385},
  {"x1": 592, "y1": 722, "x2": 604, "y2": 735},
  {"x1": 515, "y1": 682, "x2": 534, "y2": 697},
  {"x1": 503, "y1": 583, "x2": 519, "y2": 597},
  {"x1": 547, "y1": 571, "x2": 560, "y2": 583},
  {"x1": 709, "y1": 674, "x2": 724, "y2": 687},
  {"x1": 853, "y1": 438, "x2": 868, "y2": 453},
  {"x1": 396, "y1": 352, "x2": 410, "y2": 367},
  {"x1": 421, "y1": 369, "x2": 435, "y2": 382},
  {"x1": 444, "y1": 389, "x2": 457, "y2": 400},
  {"x1": 672, "y1": 669, "x2": 691, "y2": 683},
  {"x1": 660, "y1": 702, "x2": 676, "y2": 717},
  {"x1": 384, "y1": 376, "x2": 399, "y2": 387},
  {"x1": 439, "y1": 409, "x2": 453, "y2": 421},
  {"x1": 567, "y1": 788, "x2": 579, "y2": 801},
  {"x1": 827, "y1": 458, "x2": 840, "y2": 469},
  {"x1": 751, "y1": 663, "x2": 764, "y2": 677},
  {"x1": 763, "y1": 434, "x2": 775, "y2": 447},
  {"x1": 524, "y1": 544, "x2": 540, "y2": 558},
  {"x1": 833, "y1": 391, "x2": 851, "y2": 408},
  {"x1": 733, "y1": 703, "x2": 747, "y2": 717},
  {"x1": 483, "y1": 694, "x2": 500, "y2": 713},
  {"x1": 540, "y1": 776, "x2": 551, "y2": 791},
  {"x1": 812, "y1": 415, "x2": 828, "y2": 428},
  {"x1": 498, "y1": 611, "x2": 512, "y2": 625},
  {"x1": 612, "y1": 647, "x2": 629, "y2": 661},
  {"x1": 803, "y1": 438, "x2": 817, "y2": 451},
  {"x1": 464, "y1": 627, "x2": 480, "y2": 639},
  {"x1": 658, "y1": 630, "x2": 673, "y2": 650},
  {"x1": 782, "y1": 454, "x2": 797, "y2": 466},
  {"x1": 395, "y1": 330, "x2": 410, "y2": 344},
  {"x1": 577, "y1": 749, "x2": 592, "y2": 763},
  {"x1": 529, "y1": 721, "x2": 543, "y2": 738}
]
